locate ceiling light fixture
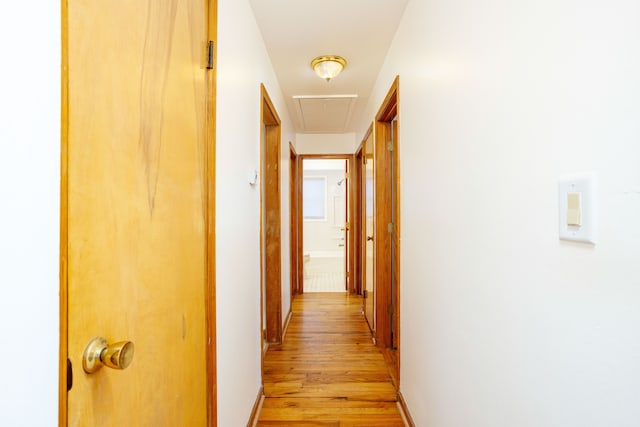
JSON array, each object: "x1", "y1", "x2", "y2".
[{"x1": 311, "y1": 55, "x2": 347, "y2": 82}]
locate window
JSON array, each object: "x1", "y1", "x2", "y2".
[{"x1": 303, "y1": 177, "x2": 326, "y2": 220}]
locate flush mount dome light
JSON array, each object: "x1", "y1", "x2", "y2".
[{"x1": 311, "y1": 55, "x2": 347, "y2": 82}]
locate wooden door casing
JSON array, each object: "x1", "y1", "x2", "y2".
[
  {"x1": 289, "y1": 143, "x2": 300, "y2": 297},
  {"x1": 373, "y1": 76, "x2": 400, "y2": 386},
  {"x1": 260, "y1": 85, "x2": 282, "y2": 345}
]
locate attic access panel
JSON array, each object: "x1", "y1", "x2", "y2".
[{"x1": 293, "y1": 95, "x2": 358, "y2": 133}]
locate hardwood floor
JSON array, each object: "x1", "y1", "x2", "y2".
[{"x1": 257, "y1": 293, "x2": 405, "y2": 426}]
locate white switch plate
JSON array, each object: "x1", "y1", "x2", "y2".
[{"x1": 558, "y1": 174, "x2": 596, "y2": 244}]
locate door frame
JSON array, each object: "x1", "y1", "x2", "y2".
[
  {"x1": 373, "y1": 76, "x2": 400, "y2": 387},
  {"x1": 352, "y1": 145, "x2": 364, "y2": 296},
  {"x1": 259, "y1": 84, "x2": 282, "y2": 345},
  {"x1": 58, "y1": 1, "x2": 218, "y2": 425},
  {"x1": 357, "y1": 125, "x2": 375, "y2": 333},
  {"x1": 296, "y1": 154, "x2": 356, "y2": 294},
  {"x1": 289, "y1": 143, "x2": 301, "y2": 297}
]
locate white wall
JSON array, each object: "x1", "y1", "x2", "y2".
[
  {"x1": 217, "y1": 0, "x2": 294, "y2": 425},
  {"x1": 296, "y1": 133, "x2": 357, "y2": 154},
  {"x1": 361, "y1": 0, "x2": 640, "y2": 425},
  {"x1": 0, "y1": 2, "x2": 60, "y2": 425}
]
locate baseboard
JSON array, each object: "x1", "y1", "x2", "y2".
[
  {"x1": 282, "y1": 308, "x2": 293, "y2": 341},
  {"x1": 246, "y1": 386, "x2": 265, "y2": 427},
  {"x1": 397, "y1": 391, "x2": 416, "y2": 427}
]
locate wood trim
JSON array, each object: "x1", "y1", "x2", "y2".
[
  {"x1": 289, "y1": 142, "x2": 299, "y2": 297},
  {"x1": 261, "y1": 84, "x2": 281, "y2": 126},
  {"x1": 397, "y1": 391, "x2": 416, "y2": 427},
  {"x1": 59, "y1": 0, "x2": 69, "y2": 424},
  {"x1": 281, "y1": 307, "x2": 293, "y2": 341},
  {"x1": 246, "y1": 387, "x2": 265, "y2": 427},
  {"x1": 296, "y1": 155, "x2": 304, "y2": 294},
  {"x1": 299, "y1": 154, "x2": 351, "y2": 160},
  {"x1": 260, "y1": 84, "x2": 282, "y2": 345},
  {"x1": 206, "y1": 1, "x2": 218, "y2": 425},
  {"x1": 373, "y1": 76, "x2": 400, "y2": 387},
  {"x1": 377, "y1": 76, "x2": 399, "y2": 122},
  {"x1": 392, "y1": 110, "x2": 401, "y2": 390},
  {"x1": 347, "y1": 154, "x2": 356, "y2": 293}
]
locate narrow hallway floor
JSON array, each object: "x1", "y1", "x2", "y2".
[{"x1": 257, "y1": 292, "x2": 405, "y2": 426}]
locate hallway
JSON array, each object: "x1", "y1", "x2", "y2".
[{"x1": 257, "y1": 293, "x2": 405, "y2": 426}]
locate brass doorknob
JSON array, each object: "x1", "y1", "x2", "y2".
[{"x1": 82, "y1": 337, "x2": 135, "y2": 374}]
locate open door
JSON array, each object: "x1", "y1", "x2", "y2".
[
  {"x1": 362, "y1": 127, "x2": 376, "y2": 333},
  {"x1": 61, "y1": 1, "x2": 216, "y2": 425},
  {"x1": 345, "y1": 158, "x2": 355, "y2": 293}
]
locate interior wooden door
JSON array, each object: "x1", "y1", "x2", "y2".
[
  {"x1": 64, "y1": 0, "x2": 212, "y2": 425},
  {"x1": 363, "y1": 129, "x2": 376, "y2": 332},
  {"x1": 344, "y1": 159, "x2": 350, "y2": 292}
]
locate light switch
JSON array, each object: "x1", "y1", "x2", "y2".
[
  {"x1": 558, "y1": 174, "x2": 596, "y2": 244},
  {"x1": 566, "y1": 192, "x2": 581, "y2": 226}
]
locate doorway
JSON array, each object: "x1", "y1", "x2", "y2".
[{"x1": 302, "y1": 158, "x2": 347, "y2": 292}]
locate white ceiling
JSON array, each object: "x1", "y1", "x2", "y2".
[{"x1": 249, "y1": 0, "x2": 408, "y2": 134}]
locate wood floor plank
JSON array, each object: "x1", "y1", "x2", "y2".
[{"x1": 258, "y1": 293, "x2": 405, "y2": 426}]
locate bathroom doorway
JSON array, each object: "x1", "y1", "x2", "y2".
[{"x1": 301, "y1": 158, "x2": 350, "y2": 292}]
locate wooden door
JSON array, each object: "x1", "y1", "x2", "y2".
[
  {"x1": 363, "y1": 129, "x2": 375, "y2": 332},
  {"x1": 352, "y1": 148, "x2": 364, "y2": 295},
  {"x1": 62, "y1": 0, "x2": 214, "y2": 425},
  {"x1": 343, "y1": 159, "x2": 350, "y2": 292}
]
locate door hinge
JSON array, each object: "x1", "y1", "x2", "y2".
[
  {"x1": 363, "y1": 289, "x2": 368, "y2": 299},
  {"x1": 387, "y1": 141, "x2": 393, "y2": 151},
  {"x1": 388, "y1": 223, "x2": 393, "y2": 233},
  {"x1": 344, "y1": 172, "x2": 350, "y2": 180},
  {"x1": 67, "y1": 358, "x2": 73, "y2": 391},
  {"x1": 206, "y1": 41, "x2": 214, "y2": 69},
  {"x1": 346, "y1": 271, "x2": 350, "y2": 278},
  {"x1": 388, "y1": 303, "x2": 394, "y2": 315}
]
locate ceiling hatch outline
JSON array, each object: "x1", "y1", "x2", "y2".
[{"x1": 292, "y1": 94, "x2": 358, "y2": 133}]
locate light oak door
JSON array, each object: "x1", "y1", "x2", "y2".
[
  {"x1": 63, "y1": 0, "x2": 213, "y2": 425},
  {"x1": 363, "y1": 130, "x2": 375, "y2": 332},
  {"x1": 344, "y1": 159, "x2": 351, "y2": 293}
]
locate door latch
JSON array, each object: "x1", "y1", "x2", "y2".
[{"x1": 67, "y1": 358, "x2": 73, "y2": 391}]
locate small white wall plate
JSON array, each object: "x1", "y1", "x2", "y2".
[{"x1": 558, "y1": 173, "x2": 596, "y2": 244}]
